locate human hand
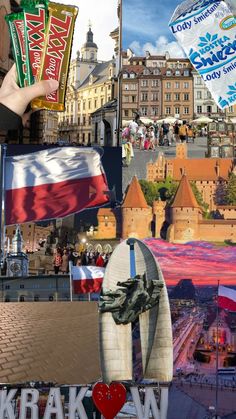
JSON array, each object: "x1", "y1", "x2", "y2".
[{"x1": 0, "y1": 64, "x2": 59, "y2": 117}]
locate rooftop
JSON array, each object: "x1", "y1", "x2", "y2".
[
  {"x1": 122, "y1": 176, "x2": 149, "y2": 209},
  {"x1": 169, "y1": 158, "x2": 235, "y2": 181},
  {"x1": 97, "y1": 207, "x2": 116, "y2": 217},
  {"x1": 171, "y1": 175, "x2": 200, "y2": 209},
  {"x1": 79, "y1": 60, "x2": 114, "y2": 89}
]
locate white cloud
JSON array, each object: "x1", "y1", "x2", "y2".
[
  {"x1": 56, "y1": 0, "x2": 118, "y2": 61},
  {"x1": 129, "y1": 36, "x2": 185, "y2": 58}
]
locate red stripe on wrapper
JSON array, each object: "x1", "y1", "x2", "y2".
[
  {"x1": 5, "y1": 174, "x2": 109, "y2": 225},
  {"x1": 73, "y1": 278, "x2": 103, "y2": 294},
  {"x1": 218, "y1": 296, "x2": 236, "y2": 312}
]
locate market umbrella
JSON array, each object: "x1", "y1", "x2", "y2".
[
  {"x1": 164, "y1": 116, "x2": 181, "y2": 124},
  {"x1": 139, "y1": 117, "x2": 154, "y2": 125},
  {"x1": 191, "y1": 116, "x2": 214, "y2": 124},
  {"x1": 122, "y1": 119, "x2": 133, "y2": 127},
  {"x1": 155, "y1": 117, "x2": 182, "y2": 124}
]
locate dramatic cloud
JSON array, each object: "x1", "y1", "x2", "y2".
[
  {"x1": 145, "y1": 239, "x2": 236, "y2": 286},
  {"x1": 129, "y1": 36, "x2": 185, "y2": 58}
]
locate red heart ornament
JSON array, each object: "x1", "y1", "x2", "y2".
[{"x1": 92, "y1": 382, "x2": 126, "y2": 419}]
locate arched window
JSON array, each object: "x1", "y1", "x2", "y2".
[
  {"x1": 19, "y1": 295, "x2": 25, "y2": 302},
  {"x1": 49, "y1": 295, "x2": 54, "y2": 301},
  {"x1": 34, "y1": 295, "x2": 39, "y2": 302}
]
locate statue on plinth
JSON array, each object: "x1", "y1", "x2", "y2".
[{"x1": 99, "y1": 274, "x2": 163, "y2": 325}]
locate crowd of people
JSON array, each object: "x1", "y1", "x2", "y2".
[
  {"x1": 122, "y1": 118, "x2": 197, "y2": 166},
  {"x1": 52, "y1": 247, "x2": 112, "y2": 274}
]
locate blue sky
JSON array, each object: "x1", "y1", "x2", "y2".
[{"x1": 123, "y1": 0, "x2": 185, "y2": 57}]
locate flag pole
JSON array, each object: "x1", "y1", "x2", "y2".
[
  {"x1": 69, "y1": 261, "x2": 73, "y2": 302},
  {"x1": 0, "y1": 145, "x2": 7, "y2": 270},
  {"x1": 215, "y1": 279, "x2": 220, "y2": 418}
]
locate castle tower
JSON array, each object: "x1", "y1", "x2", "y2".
[
  {"x1": 6, "y1": 226, "x2": 28, "y2": 277},
  {"x1": 167, "y1": 175, "x2": 203, "y2": 243},
  {"x1": 96, "y1": 208, "x2": 117, "y2": 239},
  {"x1": 122, "y1": 176, "x2": 153, "y2": 239},
  {"x1": 81, "y1": 22, "x2": 98, "y2": 62}
]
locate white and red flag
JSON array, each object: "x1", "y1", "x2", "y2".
[
  {"x1": 5, "y1": 147, "x2": 109, "y2": 225},
  {"x1": 71, "y1": 265, "x2": 105, "y2": 294},
  {"x1": 218, "y1": 285, "x2": 236, "y2": 311}
]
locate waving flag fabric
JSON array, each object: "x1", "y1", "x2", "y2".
[
  {"x1": 5, "y1": 147, "x2": 109, "y2": 225},
  {"x1": 71, "y1": 265, "x2": 105, "y2": 294},
  {"x1": 218, "y1": 285, "x2": 236, "y2": 311}
]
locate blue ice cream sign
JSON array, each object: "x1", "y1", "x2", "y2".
[{"x1": 169, "y1": 0, "x2": 236, "y2": 109}]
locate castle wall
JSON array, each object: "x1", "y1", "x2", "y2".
[
  {"x1": 216, "y1": 206, "x2": 236, "y2": 220},
  {"x1": 122, "y1": 207, "x2": 153, "y2": 239},
  {"x1": 153, "y1": 200, "x2": 166, "y2": 238},
  {"x1": 168, "y1": 207, "x2": 202, "y2": 243},
  {"x1": 195, "y1": 180, "x2": 227, "y2": 211},
  {"x1": 199, "y1": 221, "x2": 236, "y2": 242},
  {"x1": 96, "y1": 216, "x2": 117, "y2": 239}
]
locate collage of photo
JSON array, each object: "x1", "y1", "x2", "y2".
[{"x1": 0, "y1": 0, "x2": 236, "y2": 418}]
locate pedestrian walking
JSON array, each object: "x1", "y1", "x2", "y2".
[
  {"x1": 61, "y1": 249, "x2": 69, "y2": 274},
  {"x1": 53, "y1": 249, "x2": 62, "y2": 274},
  {"x1": 179, "y1": 121, "x2": 188, "y2": 142}
]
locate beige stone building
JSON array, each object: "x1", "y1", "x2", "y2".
[
  {"x1": 58, "y1": 25, "x2": 117, "y2": 145},
  {"x1": 162, "y1": 59, "x2": 193, "y2": 121}
]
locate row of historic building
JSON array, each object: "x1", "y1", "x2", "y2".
[{"x1": 122, "y1": 49, "x2": 236, "y2": 122}]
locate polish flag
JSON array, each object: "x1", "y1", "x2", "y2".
[
  {"x1": 218, "y1": 285, "x2": 236, "y2": 311},
  {"x1": 5, "y1": 147, "x2": 109, "y2": 225},
  {"x1": 71, "y1": 265, "x2": 105, "y2": 294}
]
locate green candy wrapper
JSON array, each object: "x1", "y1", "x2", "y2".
[{"x1": 5, "y1": 12, "x2": 28, "y2": 87}]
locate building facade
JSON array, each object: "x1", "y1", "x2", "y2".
[
  {"x1": 58, "y1": 25, "x2": 118, "y2": 146},
  {"x1": 192, "y1": 70, "x2": 221, "y2": 120},
  {"x1": 122, "y1": 51, "x2": 194, "y2": 121}
]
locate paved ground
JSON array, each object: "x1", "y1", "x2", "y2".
[
  {"x1": 122, "y1": 137, "x2": 208, "y2": 193},
  {"x1": 0, "y1": 302, "x2": 100, "y2": 384}
]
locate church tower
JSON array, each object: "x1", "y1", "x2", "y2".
[
  {"x1": 81, "y1": 22, "x2": 98, "y2": 62},
  {"x1": 167, "y1": 175, "x2": 202, "y2": 243},
  {"x1": 6, "y1": 226, "x2": 28, "y2": 277},
  {"x1": 122, "y1": 176, "x2": 153, "y2": 239}
]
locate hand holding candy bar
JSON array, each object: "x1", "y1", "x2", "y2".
[{"x1": 0, "y1": 64, "x2": 59, "y2": 118}]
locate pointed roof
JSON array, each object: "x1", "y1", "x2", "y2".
[
  {"x1": 171, "y1": 175, "x2": 199, "y2": 208},
  {"x1": 122, "y1": 176, "x2": 149, "y2": 208}
]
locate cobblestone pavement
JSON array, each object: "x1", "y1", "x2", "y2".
[
  {"x1": 0, "y1": 302, "x2": 100, "y2": 384},
  {"x1": 122, "y1": 137, "x2": 208, "y2": 193}
]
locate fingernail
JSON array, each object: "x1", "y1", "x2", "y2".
[{"x1": 48, "y1": 79, "x2": 59, "y2": 90}]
